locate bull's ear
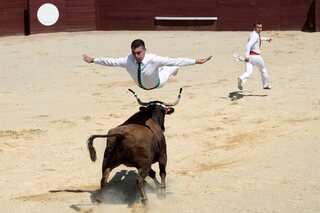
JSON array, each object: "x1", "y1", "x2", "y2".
[
  {"x1": 139, "y1": 106, "x2": 145, "y2": 111},
  {"x1": 166, "y1": 107, "x2": 175, "y2": 114}
]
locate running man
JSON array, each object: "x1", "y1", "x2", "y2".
[{"x1": 237, "y1": 21, "x2": 272, "y2": 90}]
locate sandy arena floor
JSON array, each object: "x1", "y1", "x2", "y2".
[{"x1": 0, "y1": 31, "x2": 319, "y2": 212}]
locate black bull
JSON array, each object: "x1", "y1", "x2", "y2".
[{"x1": 87, "y1": 88, "x2": 182, "y2": 204}]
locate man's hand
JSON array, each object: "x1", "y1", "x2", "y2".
[
  {"x1": 195, "y1": 55, "x2": 212, "y2": 64},
  {"x1": 267, "y1": 38, "x2": 272, "y2": 42},
  {"x1": 245, "y1": 57, "x2": 250, "y2": 62},
  {"x1": 83, "y1": 54, "x2": 94, "y2": 63}
]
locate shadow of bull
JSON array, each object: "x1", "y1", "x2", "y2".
[{"x1": 49, "y1": 169, "x2": 158, "y2": 211}]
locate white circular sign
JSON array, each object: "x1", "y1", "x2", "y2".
[{"x1": 37, "y1": 3, "x2": 59, "y2": 26}]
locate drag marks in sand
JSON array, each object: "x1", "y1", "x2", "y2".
[
  {"x1": 188, "y1": 127, "x2": 269, "y2": 175},
  {"x1": 14, "y1": 185, "x2": 98, "y2": 202},
  {"x1": 0, "y1": 129, "x2": 47, "y2": 152},
  {"x1": 0, "y1": 129, "x2": 47, "y2": 140},
  {"x1": 283, "y1": 115, "x2": 320, "y2": 124},
  {"x1": 49, "y1": 119, "x2": 77, "y2": 128},
  {"x1": 197, "y1": 157, "x2": 240, "y2": 172}
]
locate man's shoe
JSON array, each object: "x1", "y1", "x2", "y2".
[
  {"x1": 237, "y1": 78, "x2": 243, "y2": 90},
  {"x1": 263, "y1": 85, "x2": 272, "y2": 90}
]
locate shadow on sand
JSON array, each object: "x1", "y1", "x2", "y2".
[
  {"x1": 49, "y1": 169, "x2": 158, "y2": 211},
  {"x1": 228, "y1": 91, "x2": 268, "y2": 101}
]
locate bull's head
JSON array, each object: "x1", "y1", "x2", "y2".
[{"x1": 128, "y1": 88, "x2": 182, "y2": 131}]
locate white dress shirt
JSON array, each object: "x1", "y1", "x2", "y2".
[
  {"x1": 94, "y1": 53, "x2": 195, "y2": 89},
  {"x1": 245, "y1": 30, "x2": 270, "y2": 57}
]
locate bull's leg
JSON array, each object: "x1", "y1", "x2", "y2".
[
  {"x1": 149, "y1": 169, "x2": 161, "y2": 187},
  {"x1": 136, "y1": 167, "x2": 150, "y2": 205},
  {"x1": 97, "y1": 167, "x2": 111, "y2": 203},
  {"x1": 157, "y1": 161, "x2": 167, "y2": 199}
]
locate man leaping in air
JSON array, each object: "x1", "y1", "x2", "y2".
[{"x1": 83, "y1": 39, "x2": 212, "y2": 90}]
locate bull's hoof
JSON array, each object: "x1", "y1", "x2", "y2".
[
  {"x1": 141, "y1": 198, "x2": 149, "y2": 206},
  {"x1": 95, "y1": 198, "x2": 103, "y2": 204},
  {"x1": 157, "y1": 188, "x2": 166, "y2": 200}
]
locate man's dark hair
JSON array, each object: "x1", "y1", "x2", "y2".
[
  {"x1": 253, "y1": 21, "x2": 262, "y2": 27},
  {"x1": 131, "y1": 39, "x2": 145, "y2": 49}
]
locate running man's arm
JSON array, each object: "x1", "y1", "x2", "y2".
[
  {"x1": 261, "y1": 37, "x2": 272, "y2": 42},
  {"x1": 245, "y1": 35, "x2": 258, "y2": 58}
]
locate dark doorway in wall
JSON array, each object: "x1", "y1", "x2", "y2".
[
  {"x1": 302, "y1": 0, "x2": 315, "y2": 32},
  {"x1": 24, "y1": 9, "x2": 30, "y2": 35}
]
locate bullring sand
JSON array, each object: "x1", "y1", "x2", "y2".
[{"x1": 0, "y1": 31, "x2": 319, "y2": 212}]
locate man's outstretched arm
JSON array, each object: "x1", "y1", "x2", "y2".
[
  {"x1": 83, "y1": 54, "x2": 94, "y2": 63},
  {"x1": 195, "y1": 56, "x2": 212, "y2": 64}
]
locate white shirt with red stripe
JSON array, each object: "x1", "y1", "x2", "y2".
[{"x1": 245, "y1": 30, "x2": 270, "y2": 58}]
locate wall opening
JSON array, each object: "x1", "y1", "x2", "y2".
[
  {"x1": 302, "y1": 0, "x2": 316, "y2": 32},
  {"x1": 24, "y1": 9, "x2": 30, "y2": 36}
]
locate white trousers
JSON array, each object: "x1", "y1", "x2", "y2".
[
  {"x1": 158, "y1": 66, "x2": 179, "y2": 88},
  {"x1": 239, "y1": 55, "x2": 270, "y2": 87}
]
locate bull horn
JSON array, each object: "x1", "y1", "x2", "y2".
[
  {"x1": 163, "y1": 88, "x2": 183, "y2": 107},
  {"x1": 128, "y1": 89, "x2": 148, "y2": 106}
]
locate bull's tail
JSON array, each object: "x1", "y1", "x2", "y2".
[
  {"x1": 87, "y1": 135, "x2": 109, "y2": 162},
  {"x1": 86, "y1": 134, "x2": 124, "y2": 162}
]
